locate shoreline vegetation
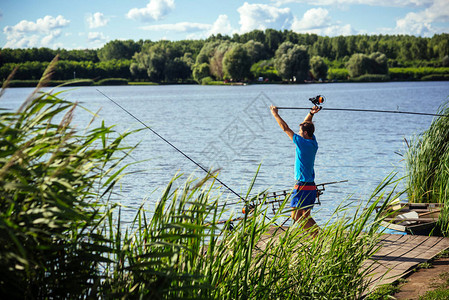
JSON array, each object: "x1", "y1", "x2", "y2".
[
  {"x1": 1, "y1": 63, "x2": 448, "y2": 298},
  {"x1": 4, "y1": 68, "x2": 449, "y2": 88},
  {"x1": 1, "y1": 31, "x2": 449, "y2": 87}
]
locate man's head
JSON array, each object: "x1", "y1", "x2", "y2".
[{"x1": 299, "y1": 121, "x2": 314, "y2": 139}]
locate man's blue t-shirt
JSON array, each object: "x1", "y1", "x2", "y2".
[{"x1": 293, "y1": 133, "x2": 318, "y2": 182}]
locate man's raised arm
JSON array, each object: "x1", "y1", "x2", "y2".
[
  {"x1": 303, "y1": 105, "x2": 322, "y2": 123},
  {"x1": 270, "y1": 105, "x2": 294, "y2": 140}
]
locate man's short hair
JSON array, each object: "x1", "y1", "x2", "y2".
[{"x1": 300, "y1": 122, "x2": 314, "y2": 137}]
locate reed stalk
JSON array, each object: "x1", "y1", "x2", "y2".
[{"x1": 405, "y1": 99, "x2": 449, "y2": 235}]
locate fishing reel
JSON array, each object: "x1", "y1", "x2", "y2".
[{"x1": 309, "y1": 95, "x2": 325, "y2": 108}]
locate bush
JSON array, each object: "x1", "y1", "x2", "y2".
[
  {"x1": 310, "y1": 56, "x2": 328, "y2": 80},
  {"x1": 96, "y1": 78, "x2": 128, "y2": 85},
  {"x1": 389, "y1": 67, "x2": 449, "y2": 81},
  {"x1": 251, "y1": 59, "x2": 281, "y2": 81},
  {"x1": 5, "y1": 79, "x2": 94, "y2": 87},
  {"x1": 346, "y1": 52, "x2": 388, "y2": 78},
  {"x1": 421, "y1": 74, "x2": 449, "y2": 81},
  {"x1": 201, "y1": 76, "x2": 214, "y2": 85},
  {"x1": 328, "y1": 68, "x2": 349, "y2": 81},
  {"x1": 351, "y1": 74, "x2": 390, "y2": 82}
]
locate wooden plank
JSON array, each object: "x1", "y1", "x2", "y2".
[{"x1": 366, "y1": 234, "x2": 449, "y2": 292}]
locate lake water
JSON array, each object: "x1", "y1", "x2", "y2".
[{"x1": 2, "y1": 81, "x2": 448, "y2": 224}]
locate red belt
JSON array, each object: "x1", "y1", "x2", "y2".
[{"x1": 294, "y1": 185, "x2": 316, "y2": 191}]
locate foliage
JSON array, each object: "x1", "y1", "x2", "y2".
[
  {"x1": 200, "y1": 76, "x2": 214, "y2": 85},
  {"x1": 97, "y1": 78, "x2": 128, "y2": 85},
  {"x1": 2, "y1": 32, "x2": 449, "y2": 83},
  {"x1": 130, "y1": 41, "x2": 192, "y2": 82},
  {"x1": 0, "y1": 66, "x2": 136, "y2": 297},
  {"x1": 7, "y1": 79, "x2": 95, "y2": 87},
  {"x1": 192, "y1": 62, "x2": 210, "y2": 83},
  {"x1": 389, "y1": 67, "x2": 449, "y2": 81},
  {"x1": 405, "y1": 100, "x2": 449, "y2": 235},
  {"x1": 328, "y1": 68, "x2": 349, "y2": 81},
  {"x1": 97, "y1": 39, "x2": 141, "y2": 61},
  {"x1": 242, "y1": 40, "x2": 269, "y2": 65},
  {"x1": 209, "y1": 41, "x2": 235, "y2": 80},
  {"x1": 274, "y1": 42, "x2": 310, "y2": 82},
  {"x1": 0, "y1": 59, "x2": 133, "y2": 81},
  {"x1": 346, "y1": 52, "x2": 388, "y2": 78},
  {"x1": 350, "y1": 74, "x2": 390, "y2": 82},
  {"x1": 250, "y1": 59, "x2": 281, "y2": 81},
  {"x1": 310, "y1": 56, "x2": 328, "y2": 80},
  {"x1": 223, "y1": 44, "x2": 251, "y2": 80}
]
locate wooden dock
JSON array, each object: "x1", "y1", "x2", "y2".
[
  {"x1": 365, "y1": 234, "x2": 449, "y2": 292},
  {"x1": 256, "y1": 227, "x2": 449, "y2": 294}
]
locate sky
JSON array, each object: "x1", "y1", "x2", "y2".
[{"x1": 1, "y1": 0, "x2": 448, "y2": 50}]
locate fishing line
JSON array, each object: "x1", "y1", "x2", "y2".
[
  {"x1": 96, "y1": 89, "x2": 245, "y2": 202},
  {"x1": 277, "y1": 106, "x2": 448, "y2": 117}
]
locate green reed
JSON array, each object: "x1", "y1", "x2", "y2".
[
  {"x1": 405, "y1": 99, "x2": 449, "y2": 235},
  {"x1": 0, "y1": 63, "x2": 399, "y2": 298}
]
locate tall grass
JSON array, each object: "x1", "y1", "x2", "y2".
[
  {"x1": 0, "y1": 64, "x2": 399, "y2": 298},
  {"x1": 97, "y1": 172, "x2": 396, "y2": 299},
  {"x1": 405, "y1": 100, "x2": 449, "y2": 203},
  {"x1": 405, "y1": 99, "x2": 449, "y2": 235}
]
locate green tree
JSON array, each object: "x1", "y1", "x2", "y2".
[
  {"x1": 130, "y1": 41, "x2": 192, "y2": 82},
  {"x1": 223, "y1": 44, "x2": 251, "y2": 80},
  {"x1": 98, "y1": 40, "x2": 141, "y2": 61},
  {"x1": 369, "y1": 52, "x2": 388, "y2": 74},
  {"x1": 243, "y1": 40, "x2": 268, "y2": 65},
  {"x1": 274, "y1": 42, "x2": 310, "y2": 82},
  {"x1": 346, "y1": 53, "x2": 371, "y2": 77},
  {"x1": 265, "y1": 29, "x2": 283, "y2": 56},
  {"x1": 209, "y1": 41, "x2": 235, "y2": 80},
  {"x1": 192, "y1": 62, "x2": 210, "y2": 83},
  {"x1": 346, "y1": 52, "x2": 388, "y2": 78},
  {"x1": 310, "y1": 56, "x2": 328, "y2": 80}
]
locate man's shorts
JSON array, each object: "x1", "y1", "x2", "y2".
[{"x1": 290, "y1": 181, "x2": 317, "y2": 209}]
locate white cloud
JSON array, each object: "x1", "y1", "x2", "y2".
[
  {"x1": 383, "y1": 0, "x2": 449, "y2": 36},
  {"x1": 3, "y1": 15, "x2": 70, "y2": 48},
  {"x1": 209, "y1": 14, "x2": 234, "y2": 36},
  {"x1": 87, "y1": 31, "x2": 107, "y2": 43},
  {"x1": 291, "y1": 8, "x2": 354, "y2": 35},
  {"x1": 127, "y1": 0, "x2": 175, "y2": 22},
  {"x1": 87, "y1": 12, "x2": 109, "y2": 29},
  {"x1": 41, "y1": 29, "x2": 62, "y2": 46},
  {"x1": 237, "y1": 2, "x2": 293, "y2": 33},
  {"x1": 140, "y1": 14, "x2": 236, "y2": 39},
  {"x1": 272, "y1": 0, "x2": 432, "y2": 7},
  {"x1": 141, "y1": 22, "x2": 210, "y2": 32},
  {"x1": 292, "y1": 7, "x2": 331, "y2": 30}
]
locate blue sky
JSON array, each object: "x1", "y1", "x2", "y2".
[{"x1": 1, "y1": 0, "x2": 448, "y2": 49}]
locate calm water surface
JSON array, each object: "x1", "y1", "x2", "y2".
[{"x1": 2, "y1": 81, "x2": 449, "y2": 224}]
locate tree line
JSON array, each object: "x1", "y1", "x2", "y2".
[{"x1": 1, "y1": 30, "x2": 448, "y2": 83}]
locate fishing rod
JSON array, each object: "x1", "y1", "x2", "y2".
[
  {"x1": 96, "y1": 89, "x2": 245, "y2": 202},
  {"x1": 97, "y1": 90, "x2": 287, "y2": 231},
  {"x1": 277, "y1": 95, "x2": 448, "y2": 117}
]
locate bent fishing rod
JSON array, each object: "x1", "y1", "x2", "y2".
[
  {"x1": 277, "y1": 95, "x2": 448, "y2": 117},
  {"x1": 96, "y1": 89, "x2": 245, "y2": 202}
]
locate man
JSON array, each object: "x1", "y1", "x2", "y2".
[{"x1": 270, "y1": 104, "x2": 321, "y2": 236}]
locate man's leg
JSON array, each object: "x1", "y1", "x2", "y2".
[{"x1": 291, "y1": 208, "x2": 319, "y2": 237}]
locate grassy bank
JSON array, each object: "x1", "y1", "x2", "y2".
[{"x1": 0, "y1": 66, "x2": 405, "y2": 298}]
